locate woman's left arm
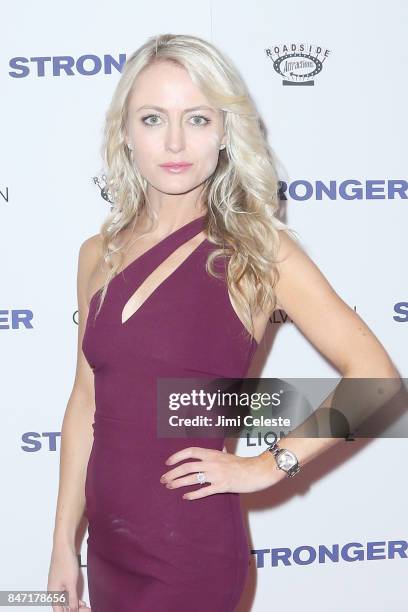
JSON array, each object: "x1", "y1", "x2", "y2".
[
  {"x1": 161, "y1": 231, "x2": 402, "y2": 498},
  {"x1": 272, "y1": 230, "x2": 399, "y2": 378},
  {"x1": 254, "y1": 230, "x2": 401, "y2": 488}
]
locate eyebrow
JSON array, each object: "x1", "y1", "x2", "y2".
[{"x1": 135, "y1": 105, "x2": 217, "y2": 113}]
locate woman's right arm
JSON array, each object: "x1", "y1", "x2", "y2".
[{"x1": 47, "y1": 235, "x2": 101, "y2": 611}]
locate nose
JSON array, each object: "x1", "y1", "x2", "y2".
[{"x1": 164, "y1": 117, "x2": 185, "y2": 153}]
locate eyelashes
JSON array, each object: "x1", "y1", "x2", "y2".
[{"x1": 141, "y1": 114, "x2": 211, "y2": 128}]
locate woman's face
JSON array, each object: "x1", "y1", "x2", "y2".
[{"x1": 125, "y1": 61, "x2": 227, "y2": 196}]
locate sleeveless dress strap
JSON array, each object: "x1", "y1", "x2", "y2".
[{"x1": 119, "y1": 213, "x2": 207, "y2": 299}]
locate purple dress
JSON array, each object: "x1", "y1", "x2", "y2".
[{"x1": 82, "y1": 214, "x2": 258, "y2": 611}]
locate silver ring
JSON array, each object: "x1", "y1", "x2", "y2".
[{"x1": 196, "y1": 471, "x2": 207, "y2": 485}]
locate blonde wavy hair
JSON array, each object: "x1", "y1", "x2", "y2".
[{"x1": 93, "y1": 33, "x2": 298, "y2": 342}]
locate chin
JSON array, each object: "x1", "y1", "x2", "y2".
[{"x1": 151, "y1": 180, "x2": 200, "y2": 195}]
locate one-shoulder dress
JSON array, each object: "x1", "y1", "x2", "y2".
[{"x1": 82, "y1": 213, "x2": 258, "y2": 611}]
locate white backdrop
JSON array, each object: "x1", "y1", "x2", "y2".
[{"x1": 1, "y1": 1, "x2": 407, "y2": 610}]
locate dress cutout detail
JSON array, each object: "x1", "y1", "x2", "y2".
[{"x1": 121, "y1": 231, "x2": 207, "y2": 325}]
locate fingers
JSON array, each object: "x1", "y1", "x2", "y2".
[
  {"x1": 162, "y1": 448, "x2": 228, "y2": 482},
  {"x1": 161, "y1": 460, "x2": 205, "y2": 483},
  {"x1": 51, "y1": 588, "x2": 76, "y2": 612},
  {"x1": 183, "y1": 484, "x2": 219, "y2": 500},
  {"x1": 55, "y1": 598, "x2": 90, "y2": 611},
  {"x1": 165, "y1": 470, "x2": 212, "y2": 490},
  {"x1": 55, "y1": 588, "x2": 78, "y2": 612}
]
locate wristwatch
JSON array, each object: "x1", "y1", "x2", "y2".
[{"x1": 267, "y1": 440, "x2": 300, "y2": 478}]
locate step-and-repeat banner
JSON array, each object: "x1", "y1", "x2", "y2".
[{"x1": 2, "y1": 1, "x2": 406, "y2": 610}]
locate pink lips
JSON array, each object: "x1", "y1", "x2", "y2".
[
  {"x1": 160, "y1": 162, "x2": 193, "y2": 172},
  {"x1": 160, "y1": 162, "x2": 192, "y2": 167}
]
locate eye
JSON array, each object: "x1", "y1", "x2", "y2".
[
  {"x1": 189, "y1": 115, "x2": 211, "y2": 126},
  {"x1": 141, "y1": 114, "x2": 162, "y2": 127}
]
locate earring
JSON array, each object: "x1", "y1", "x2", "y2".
[
  {"x1": 127, "y1": 143, "x2": 133, "y2": 151},
  {"x1": 219, "y1": 144, "x2": 226, "y2": 150}
]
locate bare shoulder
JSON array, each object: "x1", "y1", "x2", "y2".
[
  {"x1": 273, "y1": 227, "x2": 341, "y2": 316},
  {"x1": 79, "y1": 232, "x2": 104, "y2": 265},
  {"x1": 272, "y1": 229, "x2": 396, "y2": 375},
  {"x1": 272, "y1": 229, "x2": 308, "y2": 310},
  {"x1": 276, "y1": 227, "x2": 304, "y2": 259},
  {"x1": 77, "y1": 233, "x2": 105, "y2": 306}
]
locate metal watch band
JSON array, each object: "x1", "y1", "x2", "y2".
[{"x1": 286, "y1": 463, "x2": 300, "y2": 478}]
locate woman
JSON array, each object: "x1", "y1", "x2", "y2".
[{"x1": 47, "y1": 34, "x2": 399, "y2": 611}]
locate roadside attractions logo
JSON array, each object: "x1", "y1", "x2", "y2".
[{"x1": 265, "y1": 42, "x2": 331, "y2": 86}]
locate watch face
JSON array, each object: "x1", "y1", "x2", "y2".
[{"x1": 277, "y1": 450, "x2": 297, "y2": 470}]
